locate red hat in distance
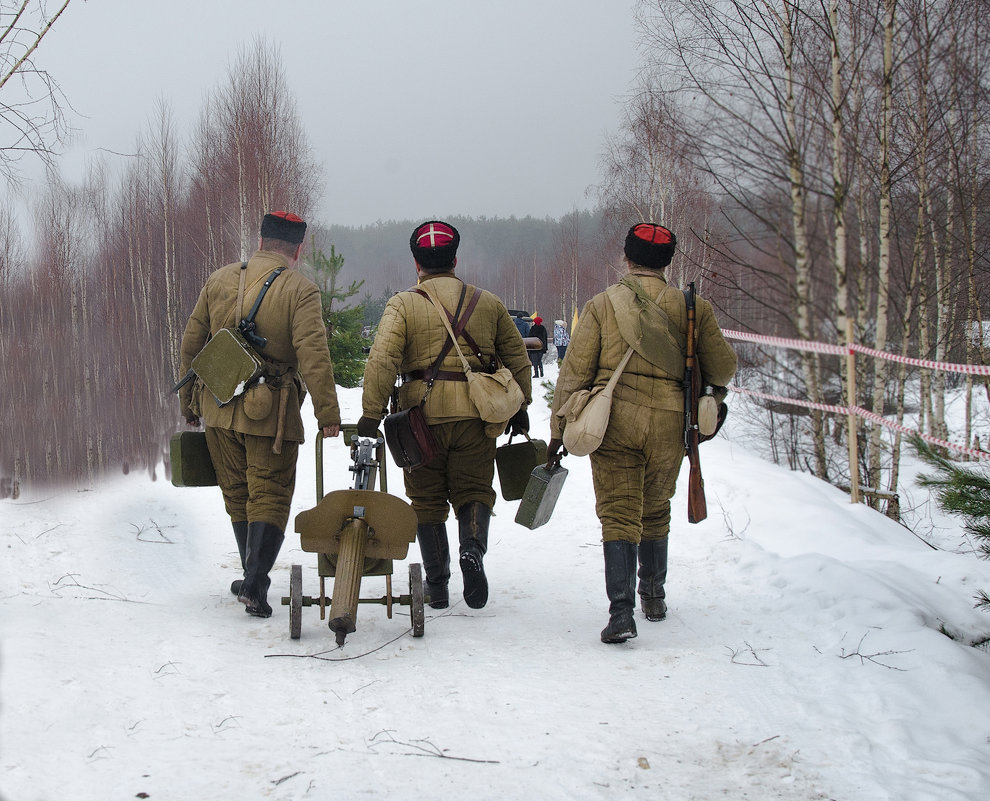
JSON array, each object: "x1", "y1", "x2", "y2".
[
  {"x1": 410, "y1": 220, "x2": 460, "y2": 270},
  {"x1": 624, "y1": 222, "x2": 676, "y2": 270},
  {"x1": 533, "y1": 317, "x2": 543, "y2": 325},
  {"x1": 261, "y1": 211, "x2": 307, "y2": 244}
]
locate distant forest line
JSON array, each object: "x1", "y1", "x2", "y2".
[{"x1": 3, "y1": 3, "x2": 990, "y2": 504}]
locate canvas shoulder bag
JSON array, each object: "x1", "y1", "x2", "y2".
[
  {"x1": 558, "y1": 345, "x2": 634, "y2": 457},
  {"x1": 557, "y1": 285, "x2": 670, "y2": 457},
  {"x1": 420, "y1": 285, "x2": 525, "y2": 425}
]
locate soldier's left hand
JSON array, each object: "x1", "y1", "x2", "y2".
[
  {"x1": 504, "y1": 408, "x2": 529, "y2": 437},
  {"x1": 356, "y1": 416, "x2": 380, "y2": 438},
  {"x1": 185, "y1": 414, "x2": 201, "y2": 428},
  {"x1": 322, "y1": 424, "x2": 340, "y2": 438}
]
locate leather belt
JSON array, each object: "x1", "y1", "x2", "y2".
[{"x1": 402, "y1": 369, "x2": 467, "y2": 383}]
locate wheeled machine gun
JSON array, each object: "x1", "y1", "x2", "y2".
[{"x1": 284, "y1": 425, "x2": 424, "y2": 645}]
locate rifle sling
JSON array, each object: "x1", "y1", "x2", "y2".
[{"x1": 243, "y1": 266, "x2": 286, "y2": 325}]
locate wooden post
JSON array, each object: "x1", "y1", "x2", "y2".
[{"x1": 846, "y1": 318, "x2": 860, "y2": 504}]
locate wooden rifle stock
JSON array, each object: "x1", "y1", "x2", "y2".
[{"x1": 684, "y1": 282, "x2": 707, "y2": 523}]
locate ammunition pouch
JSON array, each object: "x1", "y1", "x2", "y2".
[{"x1": 243, "y1": 380, "x2": 274, "y2": 420}]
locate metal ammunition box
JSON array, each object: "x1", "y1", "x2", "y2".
[
  {"x1": 514, "y1": 462, "x2": 568, "y2": 530},
  {"x1": 169, "y1": 431, "x2": 217, "y2": 487},
  {"x1": 496, "y1": 437, "x2": 547, "y2": 501}
]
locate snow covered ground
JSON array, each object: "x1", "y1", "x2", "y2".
[{"x1": 2, "y1": 368, "x2": 989, "y2": 800}]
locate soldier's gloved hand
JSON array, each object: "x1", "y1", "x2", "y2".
[
  {"x1": 356, "y1": 416, "x2": 380, "y2": 438},
  {"x1": 504, "y1": 408, "x2": 530, "y2": 437},
  {"x1": 546, "y1": 438, "x2": 566, "y2": 466}
]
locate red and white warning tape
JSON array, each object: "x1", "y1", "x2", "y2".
[
  {"x1": 723, "y1": 329, "x2": 990, "y2": 376},
  {"x1": 728, "y1": 386, "x2": 990, "y2": 461},
  {"x1": 727, "y1": 386, "x2": 848, "y2": 416},
  {"x1": 849, "y1": 406, "x2": 990, "y2": 461},
  {"x1": 848, "y1": 343, "x2": 990, "y2": 376},
  {"x1": 722, "y1": 329, "x2": 846, "y2": 356}
]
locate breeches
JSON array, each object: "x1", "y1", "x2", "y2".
[
  {"x1": 403, "y1": 418, "x2": 496, "y2": 524},
  {"x1": 589, "y1": 401, "x2": 684, "y2": 544},
  {"x1": 205, "y1": 426, "x2": 299, "y2": 530}
]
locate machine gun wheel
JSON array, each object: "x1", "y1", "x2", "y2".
[
  {"x1": 409, "y1": 562, "x2": 425, "y2": 638},
  {"x1": 289, "y1": 564, "x2": 303, "y2": 640}
]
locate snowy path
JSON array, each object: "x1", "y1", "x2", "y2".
[{"x1": 2, "y1": 388, "x2": 989, "y2": 800}]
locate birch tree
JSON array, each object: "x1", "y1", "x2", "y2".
[
  {"x1": 191, "y1": 39, "x2": 322, "y2": 262},
  {"x1": 0, "y1": 0, "x2": 73, "y2": 183},
  {"x1": 636, "y1": 0, "x2": 832, "y2": 477},
  {"x1": 598, "y1": 86, "x2": 718, "y2": 291}
]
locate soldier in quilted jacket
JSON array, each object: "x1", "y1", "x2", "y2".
[
  {"x1": 550, "y1": 223, "x2": 737, "y2": 643},
  {"x1": 357, "y1": 221, "x2": 532, "y2": 611},
  {"x1": 178, "y1": 212, "x2": 341, "y2": 618}
]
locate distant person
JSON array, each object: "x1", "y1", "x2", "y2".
[
  {"x1": 528, "y1": 316, "x2": 548, "y2": 377},
  {"x1": 178, "y1": 212, "x2": 341, "y2": 618},
  {"x1": 357, "y1": 221, "x2": 532, "y2": 610},
  {"x1": 513, "y1": 311, "x2": 531, "y2": 338},
  {"x1": 553, "y1": 318, "x2": 570, "y2": 363},
  {"x1": 549, "y1": 223, "x2": 737, "y2": 644}
]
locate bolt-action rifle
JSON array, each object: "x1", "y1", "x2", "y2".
[{"x1": 683, "y1": 282, "x2": 707, "y2": 524}]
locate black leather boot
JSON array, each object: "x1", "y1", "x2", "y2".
[
  {"x1": 638, "y1": 537, "x2": 668, "y2": 621},
  {"x1": 416, "y1": 522, "x2": 450, "y2": 609},
  {"x1": 601, "y1": 540, "x2": 638, "y2": 643},
  {"x1": 457, "y1": 501, "x2": 490, "y2": 609},
  {"x1": 229, "y1": 521, "x2": 248, "y2": 596},
  {"x1": 237, "y1": 522, "x2": 284, "y2": 618}
]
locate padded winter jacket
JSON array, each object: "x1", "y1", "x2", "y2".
[
  {"x1": 178, "y1": 250, "x2": 340, "y2": 442},
  {"x1": 361, "y1": 272, "x2": 532, "y2": 425},
  {"x1": 551, "y1": 269, "x2": 736, "y2": 439}
]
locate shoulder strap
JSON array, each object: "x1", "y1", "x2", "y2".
[
  {"x1": 605, "y1": 346, "x2": 636, "y2": 393},
  {"x1": 416, "y1": 283, "x2": 483, "y2": 377},
  {"x1": 233, "y1": 263, "x2": 285, "y2": 349},
  {"x1": 228, "y1": 261, "x2": 282, "y2": 329},
  {"x1": 408, "y1": 283, "x2": 483, "y2": 400},
  {"x1": 232, "y1": 261, "x2": 248, "y2": 327},
  {"x1": 243, "y1": 267, "x2": 286, "y2": 326},
  {"x1": 412, "y1": 284, "x2": 484, "y2": 358}
]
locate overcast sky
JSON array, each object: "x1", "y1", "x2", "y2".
[{"x1": 34, "y1": 0, "x2": 642, "y2": 227}]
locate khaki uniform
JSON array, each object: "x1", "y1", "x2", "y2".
[
  {"x1": 362, "y1": 272, "x2": 532, "y2": 523},
  {"x1": 551, "y1": 269, "x2": 737, "y2": 543},
  {"x1": 178, "y1": 250, "x2": 341, "y2": 528}
]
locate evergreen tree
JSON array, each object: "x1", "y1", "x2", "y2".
[
  {"x1": 361, "y1": 287, "x2": 394, "y2": 330},
  {"x1": 308, "y1": 246, "x2": 367, "y2": 389},
  {"x1": 912, "y1": 435, "x2": 990, "y2": 610}
]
